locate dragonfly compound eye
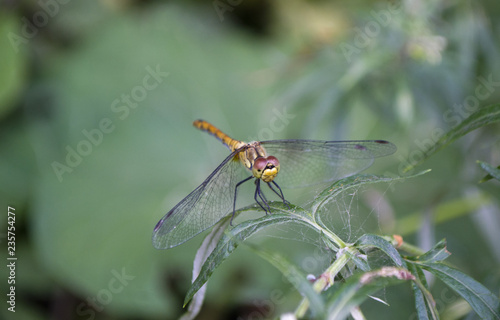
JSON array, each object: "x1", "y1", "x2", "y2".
[
  {"x1": 252, "y1": 157, "x2": 268, "y2": 177},
  {"x1": 266, "y1": 156, "x2": 279, "y2": 168}
]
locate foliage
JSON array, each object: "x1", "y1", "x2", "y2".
[
  {"x1": 181, "y1": 105, "x2": 500, "y2": 318},
  {"x1": 182, "y1": 170, "x2": 499, "y2": 319},
  {"x1": 0, "y1": 0, "x2": 499, "y2": 319}
]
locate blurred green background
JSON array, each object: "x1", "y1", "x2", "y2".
[{"x1": 1, "y1": 0, "x2": 499, "y2": 319}]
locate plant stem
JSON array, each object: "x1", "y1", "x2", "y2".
[
  {"x1": 398, "y1": 241, "x2": 425, "y2": 256},
  {"x1": 294, "y1": 250, "x2": 350, "y2": 318},
  {"x1": 304, "y1": 218, "x2": 346, "y2": 249},
  {"x1": 382, "y1": 235, "x2": 425, "y2": 256}
]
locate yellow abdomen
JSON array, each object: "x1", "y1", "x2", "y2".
[{"x1": 193, "y1": 120, "x2": 244, "y2": 152}]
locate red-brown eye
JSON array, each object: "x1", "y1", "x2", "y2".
[
  {"x1": 266, "y1": 156, "x2": 279, "y2": 167},
  {"x1": 253, "y1": 157, "x2": 267, "y2": 171}
]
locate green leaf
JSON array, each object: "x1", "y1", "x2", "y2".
[
  {"x1": 403, "y1": 104, "x2": 500, "y2": 172},
  {"x1": 415, "y1": 238, "x2": 451, "y2": 263},
  {"x1": 180, "y1": 217, "x2": 230, "y2": 320},
  {"x1": 324, "y1": 267, "x2": 415, "y2": 320},
  {"x1": 249, "y1": 245, "x2": 325, "y2": 317},
  {"x1": 410, "y1": 273, "x2": 430, "y2": 320},
  {"x1": 355, "y1": 234, "x2": 407, "y2": 268},
  {"x1": 407, "y1": 263, "x2": 439, "y2": 320},
  {"x1": 345, "y1": 247, "x2": 370, "y2": 272},
  {"x1": 478, "y1": 161, "x2": 500, "y2": 183},
  {"x1": 312, "y1": 171, "x2": 431, "y2": 226},
  {"x1": 419, "y1": 262, "x2": 500, "y2": 319},
  {"x1": 184, "y1": 204, "x2": 311, "y2": 305}
]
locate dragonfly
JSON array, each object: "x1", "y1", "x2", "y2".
[{"x1": 152, "y1": 119, "x2": 396, "y2": 249}]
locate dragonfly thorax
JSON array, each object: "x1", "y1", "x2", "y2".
[{"x1": 235, "y1": 141, "x2": 281, "y2": 182}]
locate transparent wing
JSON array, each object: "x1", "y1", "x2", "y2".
[
  {"x1": 152, "y1": 150, "x2": 248, "y2": 249},
  {"x1": 261, "y1": 140, "x2": 396, "y2": 188}
]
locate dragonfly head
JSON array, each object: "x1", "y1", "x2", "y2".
[{"x1": 252, "y1": 156, "x2": 280, "y2": 182}]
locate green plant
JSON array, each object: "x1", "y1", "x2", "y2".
[{"x1": 179, "y1": 105, "x2": 500, "y2": 320}]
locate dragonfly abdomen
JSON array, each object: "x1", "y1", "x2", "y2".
[{"x1": 193, "y1": 119, "x2": 243, "y2": 152}]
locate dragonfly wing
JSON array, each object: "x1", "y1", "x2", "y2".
[
  {"x1": 152, "y1": 150, "x2": 248, "y2": 249},
  {"x1": 261, "y1": 140, "x2": 396, "y2": 188}
]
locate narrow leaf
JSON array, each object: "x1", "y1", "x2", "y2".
[
  {"x1": 249, "y1": 245, "x2": 325, "y2": 316},
  {"x1": 403, "y1": 104, "x2": 500, "y2": 172},
  {"x1": 411, "y1": 279, "x2": 430, "y2": 320},
  {"x1": 419, "y1": 262, "x2": 500, "y2": 319},
  {"x1": 355, "y1": 234, "x2": 406, "y2": 268},
  {"x1": 407, "y1": 263, "x2": 439, "y2": 320},
  {"x1": 180, "y1": 217, "x2": 230, "y2": 319},
  {"x1": 184, "y1": 203, "x2": 311, "y2": 305},
  {"x1": 415, "y1": 238, "x2": 451, "y2": 263},
  {"x1": 478, "y1": 161, "x2": 500, "y2": 182},
  {"x1": 345, "y1": 247, "x2": 370, "y2": 272}
]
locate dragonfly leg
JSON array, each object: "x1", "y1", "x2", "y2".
[
  {"x1": 268, "y1": 181, "x2": 291, "y2": 209},
  {"x1": 232, "y1": 176, "x2": 253, "y2": 225},
  {"x1": 254, "y1": 179, "x2": 271, "y2": 214}
]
